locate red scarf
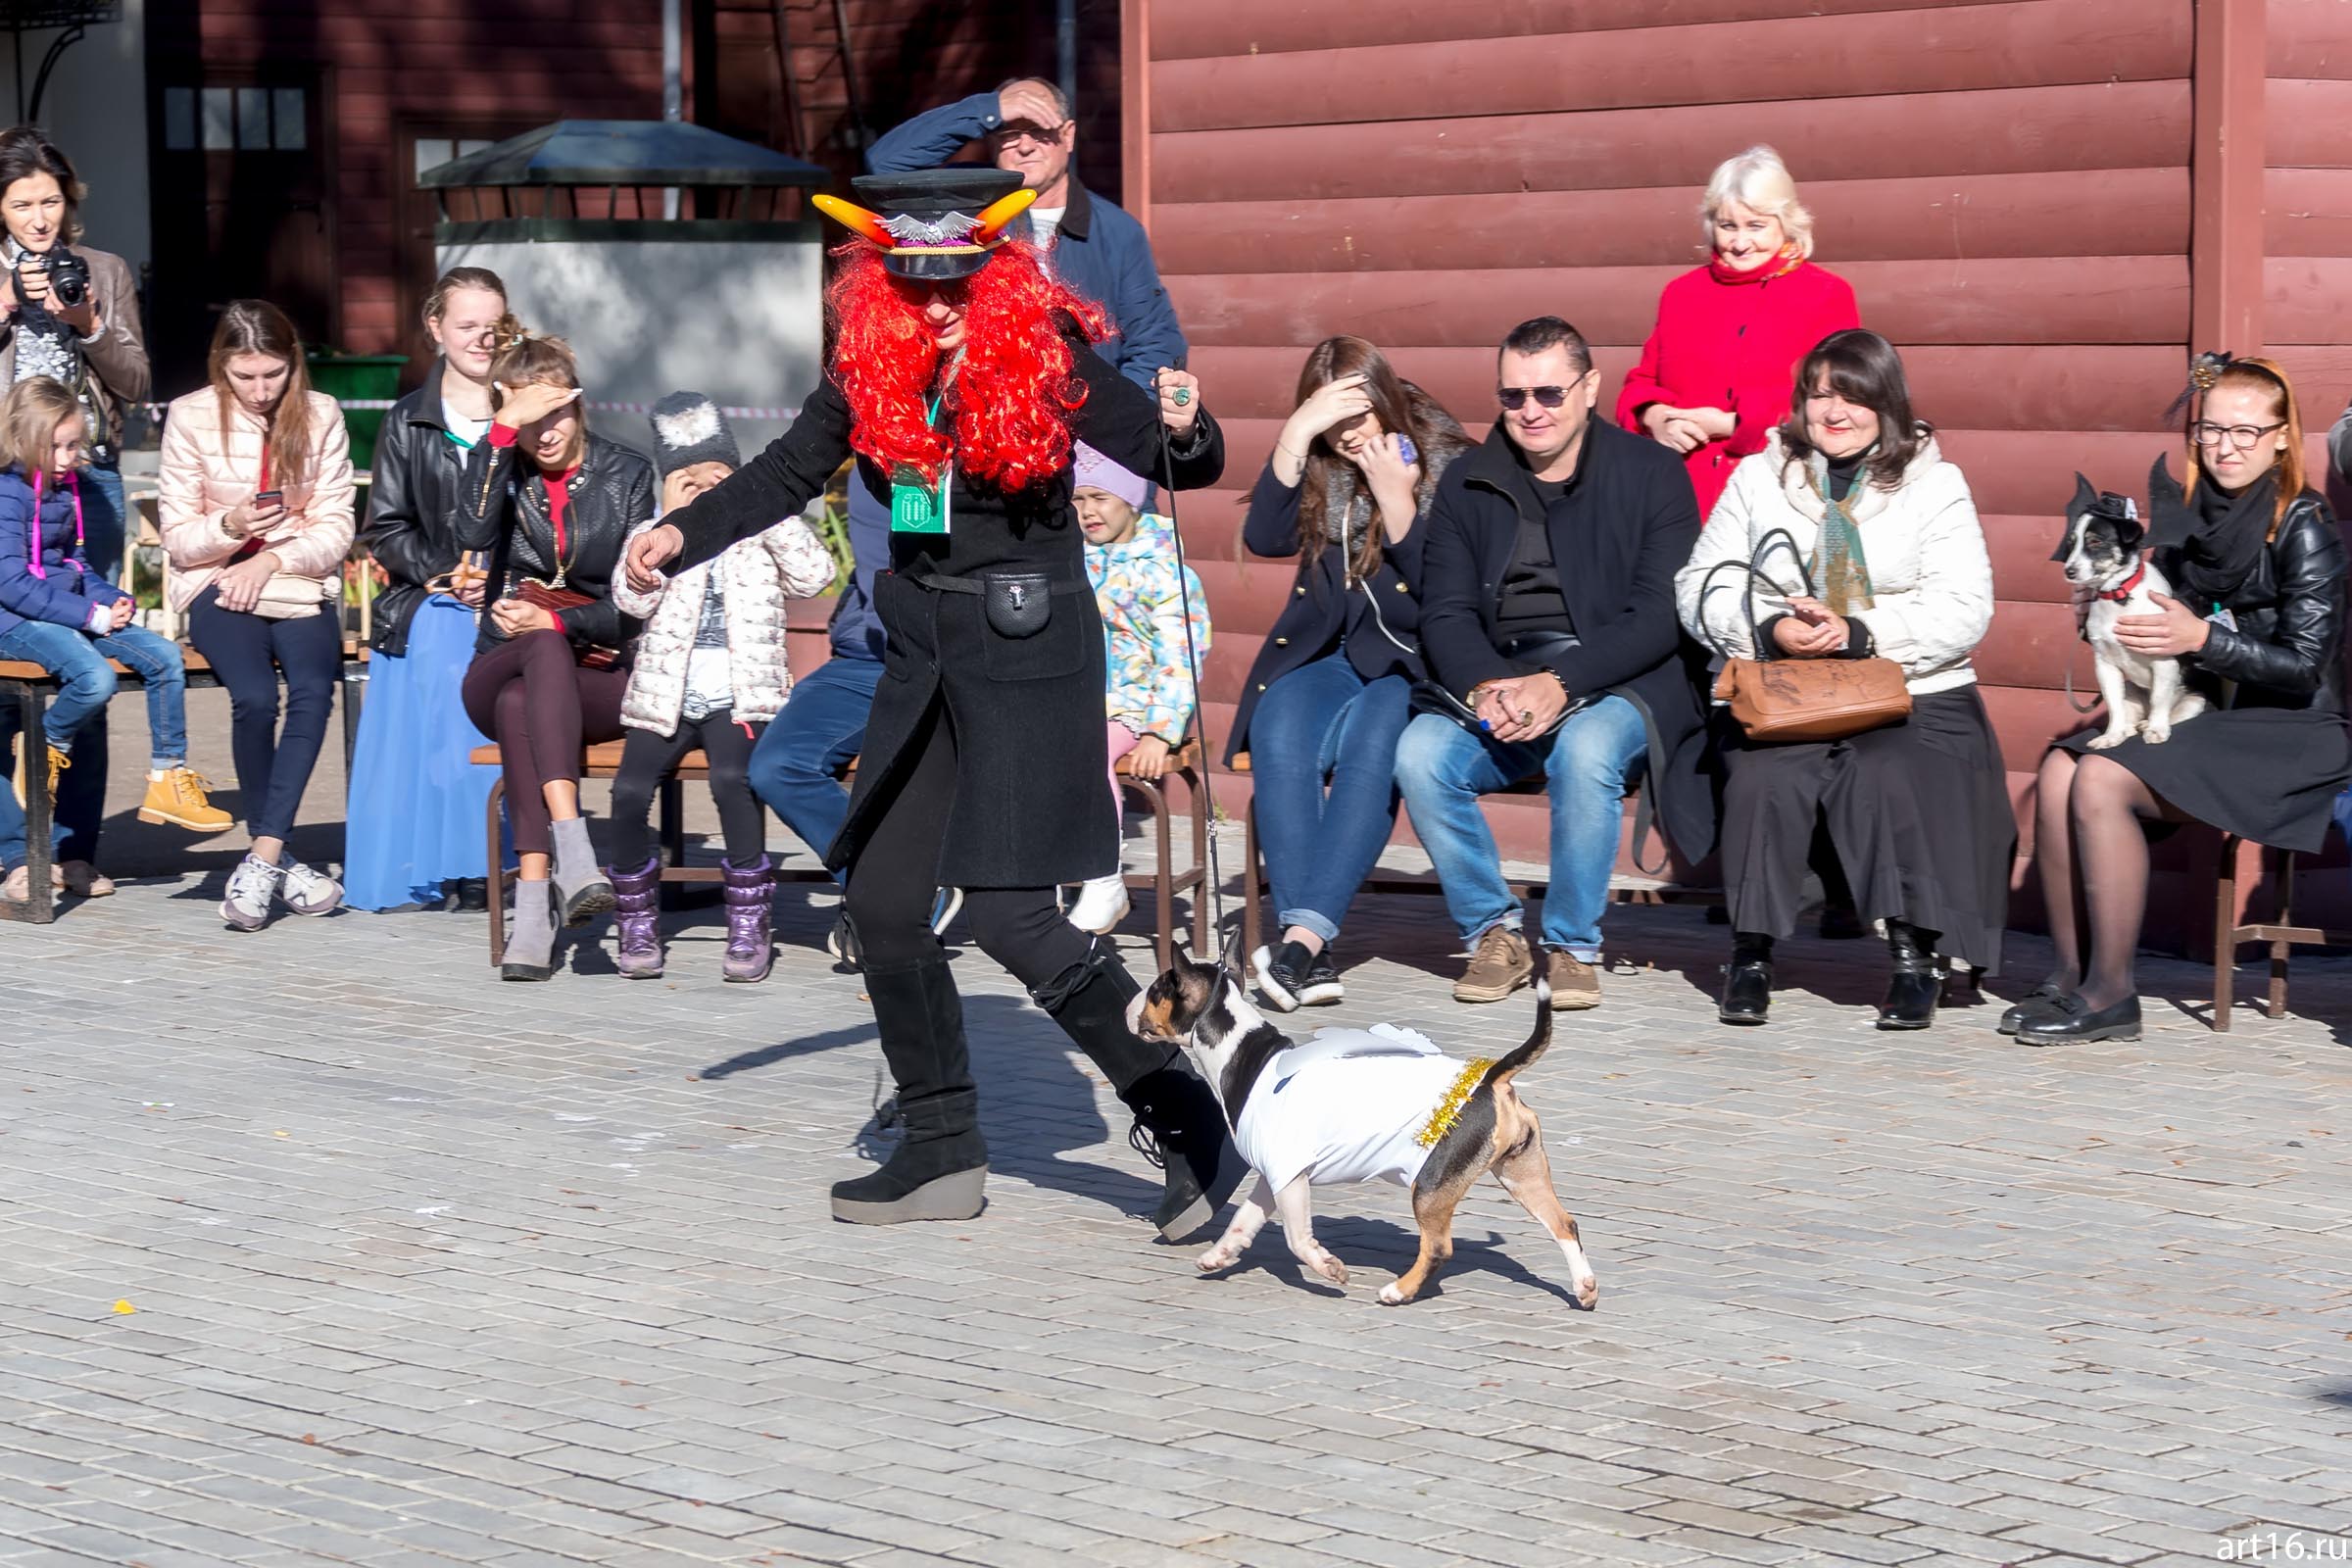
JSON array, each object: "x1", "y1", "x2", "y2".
[{"x1": 1707, "y1": 248, "x2": 1805, "y2": 287}]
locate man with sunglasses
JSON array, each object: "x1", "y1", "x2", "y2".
[
  {"x1": 1396, "y1": 317, "x2": 1717, "y2": 1007},
  {"x1": 868, "y1": 76, "x2": 1185, "y2": 391}
]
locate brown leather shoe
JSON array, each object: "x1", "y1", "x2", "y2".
[
  {"x1": 1546, "y1": 949, "x2": 1602, "y2": 1009},
  {"x1": 1453, "y1": 925, "x2": 1534, "y2": 1004}
]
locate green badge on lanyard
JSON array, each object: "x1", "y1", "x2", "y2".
[
  {"x1": 889, "y1": 460, "x2": 952, "y2": 535},
  {"x1": 890, "y1": 385, "x2": 954, "y2": 535}
]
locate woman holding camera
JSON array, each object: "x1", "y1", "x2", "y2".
[
  {"x1": 457, "y1": 333, "x2": 654, "y2": 982},
  {"x1": 0, "y1": 125, "x2": 147, "y2": 583},
  {"x1": 346, "y1": 266, "x2": 516, "y2": 911},
  {"x1": 159, "y1": 300, "x2": 356, "y2": 931}
]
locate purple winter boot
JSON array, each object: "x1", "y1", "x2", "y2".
[
  {"x1": 721, "y1": 855, "x2": 775, "y2": 983},
  {"x1": 611, "y1": 856, "x2": 664, "y2": 979}
]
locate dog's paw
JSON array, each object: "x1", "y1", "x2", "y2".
[
  {"x1": 2085, "y1": 732, "x2": 2128, "y2": 751},
  {"x1": 1575, "y1": 1274, "x2": 1600, "y2": 1310},
  {"x1": 2142, "y1": 724, "x2": 2171, "y2": 745},
  {"x1": 1196, "y1": 1243, "x2": 1242, "y2": 1274},
  {"x1": 1304, "y1": 1247, "x2": 1348, "y2": 1288},
  {"x1": 1377, "y1": 1280, "x2": 1417, "y2": 1306}
]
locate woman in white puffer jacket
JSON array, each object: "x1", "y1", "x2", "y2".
[
  {"x1": 1676, "y1": 329, "x2": 2011, "y2": 1033},
  {"x1": 607, "y1": 393, "x2": 836, "y2": 983}
]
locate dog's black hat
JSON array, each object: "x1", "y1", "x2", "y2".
[
  {"x1": 812, "y1": 169, "x2": 1033, "y2": 282},
  {"x1": 2055, "y1": 471, "x2": 2142, "y2": 562}
]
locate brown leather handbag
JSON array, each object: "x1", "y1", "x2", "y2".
[
  {"x1": 1697, "y1": 529, "x2": 1912, "y2": 744},
  {"x1": 512, "y1": 578, "x2": 620, "y2": 670}
]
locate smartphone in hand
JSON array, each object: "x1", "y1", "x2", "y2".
[{"x1": 252, "y1": 490, "x2": 283, "y2": 508}]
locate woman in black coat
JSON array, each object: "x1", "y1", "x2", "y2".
[
  {"x1": 2018, "y1": 355, "x2": 2351, "y2": 1044},
  {"x1": 456, "y1": 333, "x2": 655, "y2": 980},
  {"x1": 629, "y1": 169, "x2": 1236, "y2": 1237},
  {"x1": 346, "y1": 266, "x2": 514, "y2": 912},
  {"x1": 1227, "y1": 336, "x2": 1469, "y2": 1012}
]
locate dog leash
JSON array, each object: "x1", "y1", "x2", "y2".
[{"x1": 1152, "y1": 402, "x2": 1231, "y2": 959}]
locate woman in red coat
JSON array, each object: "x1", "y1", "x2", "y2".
[{"x1": 1617, "y1": 145, "x2": 1859, "y2": 520}]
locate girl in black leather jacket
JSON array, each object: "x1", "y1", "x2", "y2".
[
  {"x1": 344, "y1": 266, "x2": 514, "y2": 912},
  {"x1": 2019, "y1": 355, "x2": 2350, "y2": 1044},
  {"x1": 456, "y1": 333, "x2": 655, "y2": 979}
]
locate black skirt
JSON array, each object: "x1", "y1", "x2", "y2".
[
  {"x1": 2052, "y1": 702, "x2": 2351, "y2": 854},
  {"x1": 1719, "y1": 685, "x2": 2015, "y2": 972}
]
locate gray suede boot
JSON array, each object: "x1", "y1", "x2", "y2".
[
  {"x1": 549, "y1": 816, "x2": 614, "y2": 926},
  {"x1": 502, "y1": 880, "x2": 559, "y2": 982}
]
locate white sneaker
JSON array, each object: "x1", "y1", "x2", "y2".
[
  {"x1": 1066, "y1": 874, "x2": 1130, "y2": 935},
  {"x1": 277, "y1": 859, "x2": 344, "y2": 917},
  {"x1": 929, "y1": 886, "x2": 963, "y2": 936},
  {"x1": 221, "y1": 856, "x2": 284, "y2": 931}
]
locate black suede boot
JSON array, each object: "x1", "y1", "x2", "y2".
[
  {"x1": 1719, "y1": 932, "x2": 1774, "y2": 1025},
  {"x1": 1879, "y1": 919, "x2": 1941, "y2": 1030},
  {"x1": 830, "y1": 958, "x2": 988, "y2": 1223},
  {"x1": 1035, "y1": 943, "x2": 1245, "y2": 1241}
]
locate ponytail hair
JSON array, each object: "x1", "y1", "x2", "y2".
[
  {"x1": 488, "y1": 332, "x2": 585, "y2": 470},
  {"x1": 421, "y1": 265, "x2": 521, "y2": 345}
]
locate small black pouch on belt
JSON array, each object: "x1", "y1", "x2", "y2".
[{"x1": 906, "y1": 565, "x2": 1055, "y2": 639}]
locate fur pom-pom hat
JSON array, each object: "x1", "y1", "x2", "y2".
[{"x1": 649, "y1": 391, "x2": 741, "y2": 480}]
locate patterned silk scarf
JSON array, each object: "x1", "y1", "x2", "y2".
[{"x1": 1805, "y1": 449, "x2": 1876, "y2": 614}]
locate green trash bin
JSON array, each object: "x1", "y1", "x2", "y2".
[{"x1": 305, "y1": 354, "x2": 409, "y2": 472}]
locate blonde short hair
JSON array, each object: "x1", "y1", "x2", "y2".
[
  {"x1": 0, "y1": 376, "x2": 82, "y2": 476},
  {"x1": 1701, "y1": 145, "x2": 1815, "y2": 260}
]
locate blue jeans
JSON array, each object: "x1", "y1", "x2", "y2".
[
  {"x1": 185, "y1": 588, "x2": 341, "y2": 844},
  {"x1": 1394, "y1": 695, "x2": 1650, "y2": 960},
  {"x1": 81, "y1": 464, "x2": 125, "y2": 586},
  {"x1": 0, "y1": 617, "x2": 187, "y2": 764},
  {"x1": 0, "y1": 708, "x2": 105, "y2": 870},
  {"x1": 1248, "y1": 653, "x2": 1413, "y2": 945},
  {"x1": 749, "y1": 652, "x2": 882, "y2": 883}
]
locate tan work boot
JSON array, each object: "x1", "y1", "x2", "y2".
[
  {"x1": 1453, "y1": 924, "x2": 1534, "y2": 1004},
  {"x1": 1546, "y1": 948, "x2": 1603, "y2": 1010},
  {"x1": 43, "y1": 746, "x2": 67, "y2": 799},
  {"x1": 138, "y1": 765, "x2": 234, "y2": 833}
]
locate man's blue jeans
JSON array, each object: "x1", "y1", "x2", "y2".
[
  {"x1": 1393, "y1": 695, "x2": 1649, "y2": 960},
  {"x1": 0, "y1": 709, "x2": 105, "y2": 870},
  {"x1": 0, "y1": 618, "x2": 187, "y2": 763},
  {"x1": 749, "y1": 652, "x2": 882, "y2": 883},
  {"x1": 1247, "y1": 653, "x2": 1413, "y2": 945}
]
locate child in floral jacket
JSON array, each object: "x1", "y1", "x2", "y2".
[{"x1": 1069, "y1": 443, "x2": 1211, "y2": 934}]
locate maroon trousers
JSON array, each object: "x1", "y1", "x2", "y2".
[{"x1": 461, "y1": 629, "x2": 627, "y2": 857}]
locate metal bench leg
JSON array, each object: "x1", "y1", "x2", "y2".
[
  {"x1": 2270, "y1": 851, "x2": 2296, "y2": 1022},
  {"x1": 2213, "y1": 834, "x2": 2239, "y2": 1033},
  {"x1": 17, "y1": 689, "x2": 54, "y2": 924},
  {"x1": 486, "y1": 779, "x2": 507, "y2": 966}
]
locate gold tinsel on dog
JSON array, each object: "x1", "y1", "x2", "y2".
[{"x1": 1415, "y1": 1057, "x2": 1495, "y2": 1148}]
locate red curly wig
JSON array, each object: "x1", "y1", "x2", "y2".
[{"x1": 825, "y1": 240, "x2": 1111, "y2": 493}]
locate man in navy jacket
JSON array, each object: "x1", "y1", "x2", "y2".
[
  {"x1": 868, "y1": 77, "x2": 1186, "y2": 387},
  {"x1": 1396, "y1": 318, "x2": 1716, "y2": 1010}
]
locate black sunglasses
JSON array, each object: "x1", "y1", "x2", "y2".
[{"x1": 1497, "y1": 384, "x2": 1576, "y2": 411}]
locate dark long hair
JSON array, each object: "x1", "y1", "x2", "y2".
[
  {"x1": 1292, "y1": 336, "x2": 1444, "y2": 581},
  {"x1": 207, "y1": 300, "x2": 317, "y2": 490},
  {"x1": 1775, "y1": 328, "x2": 1931, "y2": 492},
  {"x1": 0, "y1": 125, "x2": 83, "y2": 243}
]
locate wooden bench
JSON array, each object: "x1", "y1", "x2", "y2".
[
  {"x1": 472, "y1": 735, "x2": 1212, "y2": 971},
  {"x1": 1, "y1": 641, "x2": 370, "y2": 925},
  {"x1": 2213, "y1": 831, "x2": 2352, "y2": 1031},
  {"x1": 1229, "y1": 752, "x2": 1716, "y2": 962}
]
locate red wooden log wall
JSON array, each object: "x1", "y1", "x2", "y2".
[{"x1": 1135, "y1": 0, "x2": 2315, "y2": 951}]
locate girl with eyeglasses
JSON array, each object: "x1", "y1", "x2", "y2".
[
  {"x1": 2014, "y1": 355, "x2": 2350, "y2": 1044},
  {"x1": 1226, "y1": 335, "x2": 1470, "y2": 1011}
]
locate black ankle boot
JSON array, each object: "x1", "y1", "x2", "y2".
[
  {"x1": 1035, "y1": 944, "x2": 1245, "y2": 1240},
  {"x1": 1719, "y1": 933, "x2": 1774, "y2": 1025},
  {"x1": 830, "y1": 958, "x2": 988, "y2": 1223},
  {"x1": 1879, "y1": 919, "x2": 1940, "y2": 1030}
]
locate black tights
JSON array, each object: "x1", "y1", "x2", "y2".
[
  {"x1": 610, "y1": 710, "x2": 767, "y2": 868},
  {"x1": 847, "y1": 692, "x2": 1110, "y2": 993},
  {"x1": 2034, "y1": 749, "x2": 2166, "y2": 1008}
]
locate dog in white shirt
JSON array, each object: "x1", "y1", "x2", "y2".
[{"x1": 1129, "y1": 953, "x2": 1597, "y2": 1308}]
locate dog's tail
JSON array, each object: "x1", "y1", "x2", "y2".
[{"x1": 1480, "y1": 971, "x2": 1553, "y2": 1093}]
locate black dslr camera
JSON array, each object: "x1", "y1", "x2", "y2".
[{"x1": 15, "y1": 247, "x2": 91, "y2": 312}]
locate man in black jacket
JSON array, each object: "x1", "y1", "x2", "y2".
[{"x1": 1396, "y1": 317, "x2": 1716, "y2": 1007}]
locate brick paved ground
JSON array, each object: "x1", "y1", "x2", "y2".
[{"x1": 5, "y1": 690, "x2": 2352, "y2": 1566}]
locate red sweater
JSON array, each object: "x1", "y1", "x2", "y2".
[{"x1": 1615, "y1": 258, "x2": 1860, "y2": 520}]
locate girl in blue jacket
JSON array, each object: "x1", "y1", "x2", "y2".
[{"x1": 0, "y1": 376, "x2": 226, "y2": 893}]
